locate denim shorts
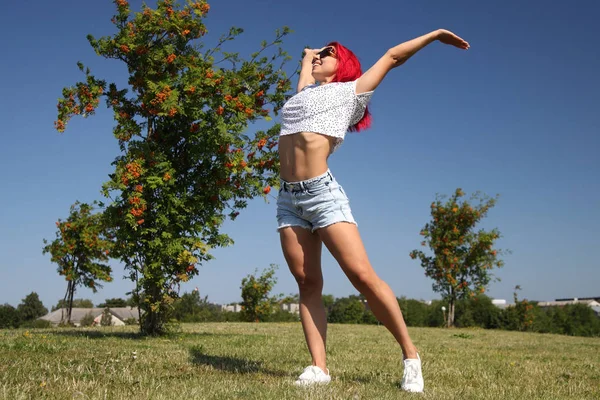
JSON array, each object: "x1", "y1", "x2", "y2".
[{"x1": 276, "y1": 169, "x2": 357, "y2": 232}]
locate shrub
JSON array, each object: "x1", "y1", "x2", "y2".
[
  {"x1": 80, "y1": 312, "x2": 96, "y2": 327},
  {"x1": 20, "y1": 319, "x2": 52, "y2": 329}
]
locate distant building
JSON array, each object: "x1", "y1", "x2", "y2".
[
  {"x1": 492, "y1": 299, "x2": 508, "y2": 309},
  {"x1": 281, "y1": 303, "x2": 300, "y2": 314},
  {"x1": 220, "y1": 303, "x2": 301, "y2": 314},
  {"x1": 538, "y1": 299, "x2": 600, "y2": 307},
  {"x1": 39, "y1": 307, "x2": 142, "y2": 327},
  {"x1": 555, "y1": 296, "x2": 600, "y2": 302},
  {"x1": 537, "y1": 299, "x2": 600, "y2": 317},
  {"x1": 221, "y1": 304, "x2": 243, "y2": 313}
]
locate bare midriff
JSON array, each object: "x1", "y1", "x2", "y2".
[{"x1": 278, "y1": 132, "x2": 336, "y2": 182}]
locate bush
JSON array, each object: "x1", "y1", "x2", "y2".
[
  {"x1": 79, "y1": 312, "x2": 95, "y2": 327},
  {"x1": 397, "y1": 297, "x2": 430, "y2": 327},
  {"x1": 100, "y1": 308, "x2": 113, "y2": 326},
  {"x1": 454, "y1": 296, "x2": 502, "y2": 329},
  {"x1": 549, "y1": 304, "x2": 600, "y2": 337},
  {"x1": 328, "y1": 297, "x2": 365, "y2": 324},
  {"x1": 267, "y1": 309, "x2": 300, "y2": 322},
  {"x1": 20, "y1": 319, "x2": 52, "y2": 329},
  {"x1": 124, "y1": 317, "x2": 138, "y2": 326},
  {"x1": 424, "y1": 300, "x2": 446, "y2": 327},
  {"x1": 0, "y1": 304, "x2": 21, "y2": 329},
  {"x1": 362, "y1": 309, "x2": 379, "y2": 325}
]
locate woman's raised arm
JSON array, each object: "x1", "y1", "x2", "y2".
[{"x1": 356, "y1": 29, "x2": 469, "y2": 94}]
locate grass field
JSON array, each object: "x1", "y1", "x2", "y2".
[{"x1": 1, "y1": 322, "x2": 599, "y2": 399}]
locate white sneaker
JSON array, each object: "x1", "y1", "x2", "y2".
[
  {"x1": 294, "y1": 365, "x2": 331, "y2": 386},
  {"x1": 401, "y1": 353, "x2": 424, "y2": 393}
]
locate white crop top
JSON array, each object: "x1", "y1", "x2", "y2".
[{"x1": 279, "y1": 80, "x2": 374, "y2": 153}]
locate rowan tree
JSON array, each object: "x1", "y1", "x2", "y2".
[
  {"x1": 410, "y1": 188, "x2": 506, "y2": 327},
  {"x1": 43, "y1": 201, "x2": 112, "y2": 324},
  {"x1": 54, "y1": 0, "x2": 293, "y2": 335},
  {"x1": 240, "y1": 264, "x2": 279, "y2": 322}
]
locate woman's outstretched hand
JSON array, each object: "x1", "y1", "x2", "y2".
[{"x1": 437, "y1": 29, "x2": 470, "y2": 50}]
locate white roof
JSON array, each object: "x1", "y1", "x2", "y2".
[
  {"x1": 537, "y1": 300, "x2": 600, "y2": 307},
  {"x1": 39, "y1": 307, "x2": 142, "y2": 323}
]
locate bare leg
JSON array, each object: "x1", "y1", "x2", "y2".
[
  {"x1": 317, "y1": 223, "x2": 418, "y2": 359},
  {"x1": 279, "y1": 226, "x2": 328, "y2": 372}
]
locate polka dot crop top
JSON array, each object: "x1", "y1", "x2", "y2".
[{"x1": 279, "y1": 80, "x2": 374, "y2": 153}]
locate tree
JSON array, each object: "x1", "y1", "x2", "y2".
[
  {"x1": 322, "y1": 294, "x2": 335, "y2": 310},
  {"x1": 0, "y1": 304, "x2": 21, "y2": 329},
  {"x1": 17, "y1": 292, "x2": 48, "y2": 322},
  {"x1": 328, "y1": 296, "x2": 365, "y2": 324},
  {"x1": 43, "y1": 201, "x2": 112, "y2": 324},
  {"x1": 240, "y1": 264, "x2": 279, "y2": 322},
  {"x1": 101, "y1": 308, "x2": 114, "y2": 326},
  {"x1": 410, "y1": 188, "x2": 506, "y2": 327},
  {"x1": 52, "y1": 298, "x2": 95, "y2": 311},
  {"x1": 280, "y1": 293, "x2": 299, "y2": 304},
  {"x1": 54, "y1": 0, "x2": 293, "y2": 336},
  {"x1": 397, "y1": 297, "x2": 429, "y2": 327},
  {"x1": 500, "y1": 285, "x2": 535, "y2": 332},
  {"x1": 97, "y1": 298, "x2": 128, "y2": 308}
]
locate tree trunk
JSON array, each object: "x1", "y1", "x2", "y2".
[
  {"x1": 60, "y1": 283, "x2": 69, "y2": 324},
  {"x1": 67, "y1": 280, "x2": 75, "y2": 323},
  {"x1": 447, "y1": 298, "x2": 456, "y2": 328},
  {"x1": 141, "y1": 278, "x2": 166, "y2": 336}
]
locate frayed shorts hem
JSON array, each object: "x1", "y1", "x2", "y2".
[{"x1": 276, "y1": 220, "x2": 358, "y2": 234}]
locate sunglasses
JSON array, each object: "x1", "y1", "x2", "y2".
[{"x1": 317, "y1": 46, "x2": 336, "y2": 59}]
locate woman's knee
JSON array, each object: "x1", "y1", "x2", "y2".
[
  {"x1": 348, "y1": 267, "x2": 379, "y2": 293},
  {"x1": 293, "y1": 272, "x2": 323, "y2": 294}
]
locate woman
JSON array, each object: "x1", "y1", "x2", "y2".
[{"x1": 276, "y1": 29, "x2": 469, "y2": 392}]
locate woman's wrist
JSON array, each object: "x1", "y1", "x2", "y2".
[{"x1": 431, "y1": 30, "x2": 443, "y2": 42}]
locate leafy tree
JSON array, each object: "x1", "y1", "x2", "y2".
[
  {"x1": 410, "y1": 188, "x2": 506, "y2": 327},
  {"x1": 125, "y1": 295, "x2": 138, "y2": 308},
  {"x1": 328, "y1": 296, "x2": 365, "y2": 324},
  {"x1": 101, "y1": 308, "x2": 113, "y2": 326},
  {"x1": 0, "y1": 304, "x2": 21, "y2": 329},
  {"x1": 463, "y1": 295, "x2": 502, "y2": 329},
  {"x1": 280, "y1": 293, "x2": 299, "y2": 304},
  {"x1": 52, "y1": 298, "x2": 95, "y2": 311},
  {"x1": 240, "y1": 264, "x2": 279, "y2": 322},
  {"x1": 17, "y1": 292, "x2": 48, "y2": 322},
  {"x1": 43, "y1": 201, "x2": 112, "y2": 324},
  {"x1": 97, "y1": 298, "x2": 128, "y2": 308},
  {"x1": 172, "y1": 290, "x2": 220, "y2": 322},
  {"x1": 54, "y1": 0, "x2": 293, "y2": 336},
  {"x1": 500, "y1": 285, "x2": 535, "y2": 331},
  {"x1": 322, "y1": 294, "x2": 335, "y2": 310},
  {"x1": 397, "y1": 297, "x2": 429, "y2": 327},
  {"x1": 425, "y1": 300, "x2": 446, "y2": 327},
  {"x1": 560, "y1": 304, "x2": 600, "y2": 336}
]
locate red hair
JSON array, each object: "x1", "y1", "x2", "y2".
[{"x1": 327, "y1": 41, "x2": 372, "y2": 132}]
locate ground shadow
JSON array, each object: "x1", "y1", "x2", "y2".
[
  {"x1": 189, "y1": 346, "x2": 287, "y2": 377},
  {"x1": 52, "y1": 330, "x2": 147, "y2": 340},
  {"x1": 52, "y1": 329, "x2": 259, "y2": 341}
]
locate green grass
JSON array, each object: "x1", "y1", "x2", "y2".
[{"x1": 1, "y1": 323, "x2": 599, "y2": 399}]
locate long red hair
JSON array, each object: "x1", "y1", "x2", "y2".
[{"x1": 327, "y1": 41, "x2": 372, "y2": 132}]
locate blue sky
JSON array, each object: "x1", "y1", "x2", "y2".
[{"x1": 1, "y1": 0, "x2": 598, "y2": 310}]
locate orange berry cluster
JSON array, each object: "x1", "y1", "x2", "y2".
[{"x1": 126, "y1": 162, "x2": 142, "y2": 178}]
